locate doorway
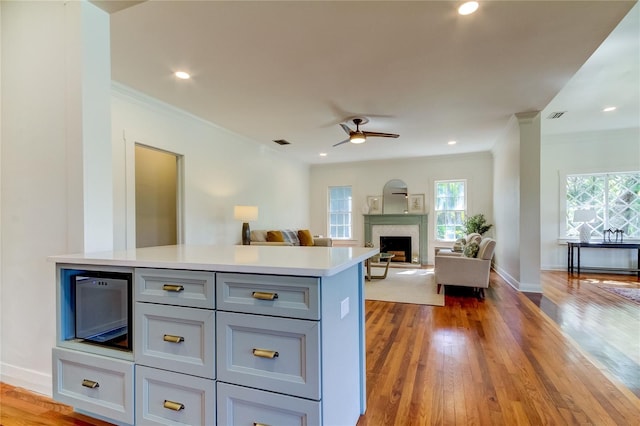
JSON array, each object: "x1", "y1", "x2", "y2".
[{"x1": 134, "y1": 144, "x2": 182, "y2": 248}]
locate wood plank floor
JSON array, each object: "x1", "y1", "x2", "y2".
[{"x1": 1, "y1": 270, "x2": 639, "y2": 425}]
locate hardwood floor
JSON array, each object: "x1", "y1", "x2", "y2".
[
  {"x1": 1, "y1": 270, "x2": 639, "y2": 425},
  {"x1": 357, "y1": 270, "x2": 640, "y2": 425}
]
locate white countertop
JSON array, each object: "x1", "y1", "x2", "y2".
[{"x1": 49, "y1": 244, "x2": 379, "y2": 277}]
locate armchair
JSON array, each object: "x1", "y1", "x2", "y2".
[{"x1": 434, "y1": 238, "x2": 496, "y2": 298}]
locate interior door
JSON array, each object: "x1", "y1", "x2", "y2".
[{"x1": 134, "y1": 145, "x2": 180, "y2": 248}]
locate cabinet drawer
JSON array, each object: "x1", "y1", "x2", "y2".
[
  {"x1": 52, "y1": 348, "x2": 134, "y2": 425},
  {"x1": 217, "y1": 382, "x2": 321, "y2": 426},
  {"x1": 217, "y1": 273, "x2": 319, "y2": 319},
  {"x1": 135, "y1": 303, "x2": 215, "y2": 379},
  {"x1": 135, "y1": 268, "x2": 215, "y2": 309},
  {"x1": 217, "y1": 311, "x2": 320, "y2": 400},
  {"x1": 136, "y1": 365, "x2": 215, "y2": 426}
]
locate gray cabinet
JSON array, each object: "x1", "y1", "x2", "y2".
[
  {"x1": 217, "y1": 382, "x2": 321, "y2": 425},
  {"x1": 135, "y1": 302, "x2": 215, "y2": 379},
  {"x1": 54, "y1": 262, "x2": 365, "y2": 425},
  {"x1": 134, "y1": 268, "x2": 216, "y2": 425},
  {"x1": 52, "y1": 347, "x2": 134, "y2": 424},
  {"x1": 135, "y1": 365, "x2": 215, "y2": 426}
]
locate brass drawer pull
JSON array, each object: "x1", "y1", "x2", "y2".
[
  {"x1": 81, "y1": 379, "x2": 99, "y2": 389},
  {"x1": 163, "y1": 400, "x2": 185, "y2": 411},
  {"x1": 254, "y1": 423, "x2": 271, "y2": 426},
  {"x1": 163, "y1": 334, "x2": 185, "y2": 343},
  {"x1": 252, "y1": 291, "x2": 278, "y2": 300},
  {"x1": 253, "y1": 348, "x2": 279, "y2": 359},
  {"x1": 163, "y1": 284, "x2": 184, "y2": 292}
]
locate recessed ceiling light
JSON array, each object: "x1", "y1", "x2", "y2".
[
  {"x1": 319, "y1": 152, "x2": 327, "y2": 157},
  {"x1": 448, "y1": 140, "x2": 457, "y2": 145},
  {"x1": 603, "y1": 106, "x2": 617, "y2": 112},
  {"x1": 174, "y1": 71, "x2": 191, "y2": 80},
  {"x1": 458, "y1": 1, "x2": 479, "y2": 15}
]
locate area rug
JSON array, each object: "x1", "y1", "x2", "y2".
[
  {"x1": 601, "y1": 287, "x2": 640, "y2": 304},
  {"x1": 365, "y1": 268, "x2": 444, "y2": 306}
]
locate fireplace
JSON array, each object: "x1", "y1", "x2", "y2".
[
  {"x1": 380, "y1": 236, "x2": 411, "y2": 262},
  {"x1": 364, "y1": 214, "x2": 428, "y2": 264}
]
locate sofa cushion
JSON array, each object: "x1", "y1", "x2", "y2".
[
  {"x1": 281, "y1": 229, "x2": 300, "y2": 246},
  {"x1": 266, "y1": 230, "x2": 285, "y2": 243},
  {"x1": 452, "y1": 238, "x2": 466, "y2": 252},
  {"x1": 466, "y1": 233, "x2": 482, "y2": 245},
  {"x1": 250, "y1": 229, "x2": 268, "y2": 242},
  {"x1": 463, "y1": 241, "x2": 480, "y2": 258},
  {"x1": 298, "y1": 229, "x2": 315, "y2": 246}
]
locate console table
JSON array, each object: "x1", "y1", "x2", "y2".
[{"x1": 567, "y1": 242, "x2": 640, "y2": 277}]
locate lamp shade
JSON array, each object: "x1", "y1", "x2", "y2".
[
  {"x1": 573, "y1": 209, "x2": 596, "y2": 222},
  {"x1": 234, "y1": 205, "x2": 258, "y2": 222}
]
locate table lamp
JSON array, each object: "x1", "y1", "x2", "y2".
[
  {"x1": 573, "y1": 209, "x2": 596, "y2": 243},
  {"x1": 234, "y1": 205, "x2": 258, "y2": 245}
]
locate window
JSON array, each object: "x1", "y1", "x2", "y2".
[
  {"x1": 565, "y1": 172, "x2": 640, "y2": 239},
  {"x1": 328, "y1": 186, "x2": 352, "y2": 239},
  {"x1": 434, "y1": 180, "x2": 466, "y2": 241}
]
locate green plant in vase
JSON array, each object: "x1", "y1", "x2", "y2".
[{"x1": 463, "y1": 214, "x2": 493, "y2": 236}]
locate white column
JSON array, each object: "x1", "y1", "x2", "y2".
[{"x1": 516, "y1": 111, "x2": 542, "y2": 292}]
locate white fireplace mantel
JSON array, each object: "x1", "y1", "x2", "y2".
[{"x1": 363, "y1": 214, "x2": 428, "y2": 264}]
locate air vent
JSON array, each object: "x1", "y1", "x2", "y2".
[
  {"x1": 547, "y1": 111, "x2": 566, "y2": 119},
  {"x1": 273, "y1": 139, "x2": 291, "y2": 145}
]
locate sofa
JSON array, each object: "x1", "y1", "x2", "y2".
[
  {"x1": 434, "y1": 237, "x2": 496, "y2": 298},
  {"x1": 249, "y1": 229, "x2": 333, "y2": 247}
]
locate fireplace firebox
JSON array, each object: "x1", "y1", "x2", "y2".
[{"x1": 380, "y1": 236, "x2": 412, "y2": 262}]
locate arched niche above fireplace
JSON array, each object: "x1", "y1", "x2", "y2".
[{"x1": 382, "y1": 179, "x2": 408, "y2": 214}]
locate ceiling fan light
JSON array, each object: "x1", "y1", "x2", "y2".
[{"x1": 350, "y1": 133, "x2": 366, "y2": 144}]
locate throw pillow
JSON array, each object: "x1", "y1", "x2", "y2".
[
  {"x1": 452, "y1": 238, "x2": 466, "y2": 252},
  {"x1": 250, "y1": 230, "x2": 267, "y2": 242},
  {"x1": 298, "y1": 229, "x2": 315, "y2": 246},
  {"x1": 463, "y1": 241, "x2": 479, "y2": 258},
  {"x1": 266, "y1": 230, "x2": 285, "y2": 243},
  {"x1": 281, "y1": 229, "x2": 300, "y2": 246}
]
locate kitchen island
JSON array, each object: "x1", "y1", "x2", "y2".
[{"x1": 50, "y1": 244, "x2": 377, "y2": 426}]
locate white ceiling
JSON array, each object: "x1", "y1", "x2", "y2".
[{"x1": 106, "y1": 0, "x2": 639, "y2": 164}]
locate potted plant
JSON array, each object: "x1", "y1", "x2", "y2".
[{"x1": 463, "y1": 214, "x2": 493, "y2": 236}]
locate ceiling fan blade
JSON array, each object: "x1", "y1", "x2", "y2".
[
  {"x1": 339, "y1": 123, "x2": 352, "y2": 135},
  {"x1": 332, "y1": 138, "x2": 351, "y2": 147},
  {"x1": 362, "y1": 131, "x2": 399, "y2": 139}
]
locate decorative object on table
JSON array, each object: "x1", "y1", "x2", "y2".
[
  {"x1": 462, "y1": 213, "x2": 493, "y2": 236},
  {"x1": 603, "y1": 228, "x2": 624, "y2": 243},
  {"x1": 367, "y1": 196, "x2": 382, "y2": 214},
  {"x1": 408, "y1": 194, "x2": 425, "y2": 214},
  {"x1": 234, "y1": 205, "x2": 258, "y2": 245},
  {"x1": 573, "y1": 209, "x2": 596, "y2": 243}
]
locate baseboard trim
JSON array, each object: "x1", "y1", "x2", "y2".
[
  {"x1": 493, "y1": 266, "x2": 543, "y2": 293},
  {"x1": 0, "y1": 361, "x2": 52, "y2": 397},
  {"x1": 493, "y1": 265, "x2": 519, "y2": 290}
]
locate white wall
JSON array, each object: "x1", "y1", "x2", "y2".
[
  {"x1": 541, "y1": 127, "x2": 640, "y2": 270},
  {"x1": 0, "y1": 1, "x2": 100, "y2": 394},
  {"x1": 112, "y1": 84, "x2": 310, "y2": 249},
  {"x1": 310, "y1": 153, "x2": 494, "y2": 264},
  {"x1": 0, "y1": 2, "x2": 309, "y2": 397}
]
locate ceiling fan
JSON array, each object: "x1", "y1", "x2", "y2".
[{"x1": 332, "y1": 117, "x2": 399, "y2": 147}]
